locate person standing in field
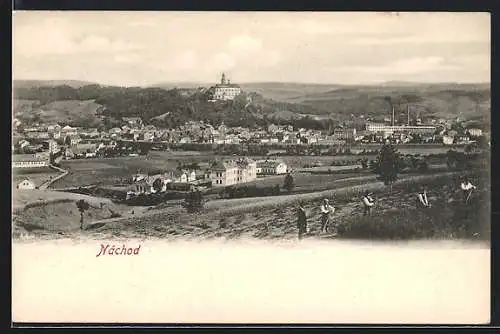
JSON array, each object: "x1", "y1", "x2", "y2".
[
  {"x1": 460, "y1": 177, "x2": 477, "y2": 204},
  {"x1": 320, "y1": 198, "x2": 335, "y2": 233},
  {"x1": 297, "y1": 201, "x2": 308, "y2": 240},
  {"x1": 362, "y1": 191, "x2": 375, "y2": 216},
  {"x1": 416, "y1": 185, "x2": 431, "y2": 208}
]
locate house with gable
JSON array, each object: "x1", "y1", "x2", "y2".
[
  {"x1": 17, "y1": 178, "x2": 36, "y2": 190},
  {"x1": 256, "y1": 159, "x2": 288, "y2": 175}
]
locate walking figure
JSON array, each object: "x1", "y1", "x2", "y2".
[
  {"x1": 320, "y1": 198, "x2": 335, "y2": 233},
  {"x1": 416, "y1": 185, "x2": 431, "y2": 208},
  {"x1": 460, "y1": 177, "x2": 477, "y2": 204},
  {"x1": 297, "y1": 201, "x2": 307, "y2": 240},
  {"x1": 362, "y1": 191, "x2": 375, "y2": 216}
]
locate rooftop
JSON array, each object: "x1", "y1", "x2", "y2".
[{"x1": 214, "y1": 83, "x2": 241, "y2": 88}]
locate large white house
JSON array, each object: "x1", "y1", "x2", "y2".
[
  {"x1": 467, "y1": 128, "x2": 483, "y2": 137},
  {"x1": 366, "y1": 123, "x2": 436, "y2": 135},
  {"x1": 210, "y1": 158, "x2": 257, "y2": 187},
  {"x1": 208, "y1": 73, "x2": 242, "y2": 101},
  {"x1": 256, "y1": 159, "x2": 288, "y2": 175}
]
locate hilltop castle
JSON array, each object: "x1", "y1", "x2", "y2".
[{"x1": 207, "y1": 73, "x2": 242, "y2": 101}]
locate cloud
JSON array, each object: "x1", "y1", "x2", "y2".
[
  {"x1": 173, "y1": 51, "x2": 199, "y2": 70},
  {"x1": 128, "y1": 20, "x2": 157, "y2": 27},
  {"x1": 114, "y1": 53, "x2": 143, "y2": 64},
  {"x1": 228, "y1": 35, "x2": 263, "y2": 54},
  {"x1": 333, "y1": 57, "x2": 461, "y2": 76},
  {"x1": 12, "y1": 12, "x2": 490, "y2": 85},
  {"x1": 204, "y1": 35, "x2": 282, "y2": 75},
  {"x1": 299, "y1": 20, "x2": 336, "y2": 34},
  {"x1": 78, "y1": 35, "x2": 139, "y2": 53},
  {"x1": 13, "y1": 18, "x2": 140, "y2": 57},
  {"x1": 210, "y1": 52, "x2": 236, "y2": 71},
  {"x1": 351, "y1": 34, "x2": 490, "y2": 45}
]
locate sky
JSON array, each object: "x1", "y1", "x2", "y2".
[{"x1": 12, "y1": 11, "x2": 490, "y2": 86}]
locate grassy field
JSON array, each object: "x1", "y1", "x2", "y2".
[
  {"x1": 16, "y1": 170, "x2": 489, "y2": 242},
  {"x1": 50, "y1": 146, "x2": 454, "y2": 189},
  {"x1": 109, "y1": 171, "x2": 489, "y2": 242},
  {"x1": 13, "y1": 99, "x2": 103, "y2": 127},
  {"x1": 12, "y1": 189, "x2": 149, "y2": 238},
  {"x1": 230, "y1": 172, "x2": 370, "y2": 193},
  {"x1": 12, "y1": 168, "x2": 62, "y2": 188},
  {"x1": 13, "y1": 189, "x2": 115, "y2": 211},
  {"x1": 51, "y1": 152, "x2": 369, "y2": 188}
]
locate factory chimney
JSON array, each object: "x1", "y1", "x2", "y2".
[
  {"x1": 392, "y1": 105, "x2": 395, "y2": 126},
  {"x1": 384, "y1": 96, "x2": 395, "y2": 126},
  {"x1": 407, "y1": 104, "x2": 410, "y2": 126}
]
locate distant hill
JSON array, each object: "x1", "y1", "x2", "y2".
[
  {"x1": 13, "y1": 99, "x2": 104, "y2": 128},
  {"x1": 282, "y1": 83, "x2": 490, "y2": 126},
  {"x1": 12, "y1": 81, "x2": 491, "y2": 130},
  {"x1": 150, "y1": 82, "x2": 211, "y2": 90},
  {"x1": 13, "y1": 80, "x2": 98, "y2": 89}
]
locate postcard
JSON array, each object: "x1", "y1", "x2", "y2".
[{"x1": 12, "y1": 11, "x2": 491, "y2": 325}]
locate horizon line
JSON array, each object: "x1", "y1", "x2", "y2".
[{"x1": 13, "y1": 78, "x2": 491, "y2": 88}]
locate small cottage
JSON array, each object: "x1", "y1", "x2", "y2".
[{"x1": 17, "y1": 179, "x2": 36, "y2": 190}]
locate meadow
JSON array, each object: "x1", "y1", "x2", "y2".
[
  {"x1": 41, "y1": 171, "x2": 486, "y2": 242},
  {"x1": 12, "y1": 168, "x2": 62, "y2": 189},
  {"x1": 50, "y1": 144, "x2": 455, "y2": 190},
  {"x1": 50, "y1": 152, "x2": 368, "y2": 189}
]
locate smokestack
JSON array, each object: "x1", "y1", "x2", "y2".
[
  {"x1": 407, "y1": 105, "x2": 410, "y2": 126},
  {"x1": 391, "y1": 105, "x2": 395, "y2": 126},
  {"x1": 384, "y1": 96, "x2": 394, "y2": 126}
]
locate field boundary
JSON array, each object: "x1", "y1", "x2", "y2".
[{"x1": 38, "y1": 165, "x2": 69, "y2": 190}]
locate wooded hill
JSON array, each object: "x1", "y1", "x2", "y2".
[{"x1": 13, "y1": 81, "x2": 491, "y2": 130}]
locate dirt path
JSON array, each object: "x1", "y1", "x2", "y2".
[{"x1": 38, "y1": 165, "x2": 69, "y2": 190}]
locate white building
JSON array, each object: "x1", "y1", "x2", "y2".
[
  {"x1": 17, "y1": 179, "x2": 36, "y2": 190},
  {"x1": 442, "y1": 135, "x2": 454, "y2": 145},
  {"x1": 332, "y1": 128, "x2": 357, "y2": 140},
  {"x1": 12, "y1": 154, "x2": 49, "y2": 168},
  {"x1": 467, "y1": 128, "x2": 483, "y2": 137},
  {"x1": 44, "y1": 139, "x2": 59, "y2": 154},
  {"x1": 61, "y1": 125, "x2": 77, "y2": 136},
  {"x1": 170, "y1": 170, "x2": 197, "y2": 184},
  {"x1": 366, "y1": 123, "x2": 436, "y2": 134},
  {"x1": 208, "y1": 73, "x2": 242, "y2": 101},
  {"x1": 256, "y1": 159, "x2": 288, "y2": 175},
  {"x1": 211, "y1": 158, "x2": 257, "y2": 187}
]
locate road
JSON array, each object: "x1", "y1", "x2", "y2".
[{"x1": 38, "y1": 165, "x2": 69, "y2": 190}]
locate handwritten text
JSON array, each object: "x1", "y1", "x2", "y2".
[{"x1": 96, "y1": 244, "x2": 141, "y2": 257}]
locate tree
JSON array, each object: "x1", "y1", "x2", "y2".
[
  {"x1": 375, "y1": 142, "x2": 400, "y2": 191},
  {"x1": 417, "y1": 160, "x2": 429, "y2": 173},
  {"x1": 360, "y1": 158, "x2": 369, "y2": 169},
  {"x1": 284, "y1": 173, "x2": 295, "y2": 193},
  {"x1": 76, "y1": 199, "x2": 90, "y2": 230},
  {"x1": 274, "y1": 184, "x2": 281, "y2": 195},
  {"x1": 152, "y1": 178, "x2": 163, "y2": 193},
  {"x1": 183, "y1": 189, "x2": 205, "y2": 213}
]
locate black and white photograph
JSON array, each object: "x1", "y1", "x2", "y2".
[{"x1": 12, "y1": 11, "x2": 491, "y2": 324}]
